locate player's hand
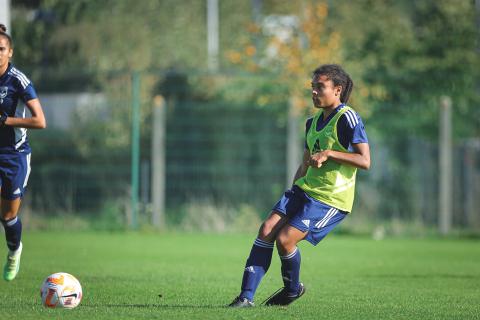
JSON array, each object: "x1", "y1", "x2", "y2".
[{"x1": 309, "y1": 150, "x2": 330, "y2": 168}]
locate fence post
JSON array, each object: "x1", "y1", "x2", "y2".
[
  {"x1": 152, "y1": 95, "x2": 166, "y2": 228},
  {"x1": 439, "y1": 96, "x2": 452, "y2": 235},
  {"x1": 0, "y1": 0, "x2": 10, "y2": 32},
  {"x1": 207, "y1": 0, "x2": 219, "y2": 72},
  {"x1": 464, "y1": 139, "x2": 480, "y2": 229},
  {"x1": 286, "y1": 96, "x2": 301, "y2": 187},
  {"x1": 130, "y1": 71, "x2": 141, "y2": 229}
]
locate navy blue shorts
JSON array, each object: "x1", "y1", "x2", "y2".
[
  {"x1": 272, "y1": 185, "x2": 347, "y2": 246},
  {"x1": 0, "y1": 153, "x2": 31, "y2": 200}
]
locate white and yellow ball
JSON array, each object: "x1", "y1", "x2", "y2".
[{"x1": 40, "y1": 272, "x2": 83, "y2": 309}]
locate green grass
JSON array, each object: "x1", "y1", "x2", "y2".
[{"x1": 0, "y1": 232, "x2": 479, "y2": 319}]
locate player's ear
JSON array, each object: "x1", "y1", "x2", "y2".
[
  {"x1": 335, "y1": 85, "x2": 342, "y2": 97},
  {"x1": 8, "y1": 48, "x2": 13, "y2": 59}
]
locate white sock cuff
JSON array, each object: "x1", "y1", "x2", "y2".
[
  {"x1": 5, "y1": 217, "x2": 18, "y2": 227},
  {"x1": 280, "y1": 247, "x2": 299, "y2": 260},
  {"x1": 254, "y1": 238, "x2": 274, "y2": 249}
]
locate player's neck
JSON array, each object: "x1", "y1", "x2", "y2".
[
  {"x1": 321, "y1": 103, "x2": 342, "y2": 120},
  {"x1": 0, "y1": 62, "x2": 9, "y2": 77}
]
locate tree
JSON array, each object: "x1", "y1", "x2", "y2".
[
  {"x1": 334, "y1": 0, "x2": 479, "y2": 139},
  {"x1": 225, "y1": 1, "x2": 349, "y2": 116},
  {"x1": 333, "y1": 0, "x2": 480, "y2": 221}
]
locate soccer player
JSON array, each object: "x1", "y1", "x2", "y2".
[
  {"x1": 0, "y1": 24, "x2": 46, "y2": 281},
  {"x1": 228, "y1": 64, "x2": 370, "y2": 307}
]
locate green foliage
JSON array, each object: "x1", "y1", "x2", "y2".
[
  {"x1": 177, "y1": 201, "x2": 261, "y2": 233},
  {"x1": 334, "y1": 0, "x2": 480, "y2": 139},
  {"x1": 179, "y1": 200, "x2": 235, "y2": 233},
  {"x1": 327, "y1": 1, "x2": 480, "y2": 222},
  {"x1": 12, "y1": 0, "x2": 256, "y2": 73},
  {"x1": 12, "y1": 1, "x2": 478, "y2": 137},
  {"x1": 163, "y1": 97, "x2": 287, "y2": 211},
  {"x1": 9, "y1": 0, "x2": 480, "y2": 227},
  {"x1": 90, "y1": 200, "x2": 127, "y2": 231},
  {"x1": 28, "y1": 128, "x2": 131, "y2": 214}
]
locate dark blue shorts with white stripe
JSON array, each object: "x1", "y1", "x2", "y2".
[
  {"x1": 0, "y1": 152, "x2": 31, "y2": 200},
  {"x1": 272, "y1": 185, "x2": 347, "y2": 245}
]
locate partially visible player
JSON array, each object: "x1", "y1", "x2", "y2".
[
  {"x1": 0, "y1": 24, "x2": 46, "y2": 281},
  {"x1": 228, "y1": 64, "x2": 370, "y2": 307}
]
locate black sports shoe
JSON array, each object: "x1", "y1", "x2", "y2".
[
  {"x1": 263, "y1": 283, "x2": 306, "y2": 306},
  {"x1": 227, "y1": 296, "x2": 255, "y2": 307}
]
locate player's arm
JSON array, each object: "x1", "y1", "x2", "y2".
[
  {"x1": 310, "y1": 110, "x2": 370, "y2": 170},
  {"x1": 291, "y1": 118, "x2": 314, "y2": 185},
  {"x1": 3, "y1": 98, "x2": 47, "y2": 129},
  {"x1": 292, "y1": 148, "x2": 310, "y2": 184},
  {"x1": 310, "y1": 143, "x2": 370, "y2": 170}
]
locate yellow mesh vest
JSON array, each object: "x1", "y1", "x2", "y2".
[{"x1": 295, "y1": 106, "x2": 357, "y2": 212}]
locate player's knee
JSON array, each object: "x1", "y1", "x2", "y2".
[
  {"x1": 258, "y1": 219, "x2": 278, "y2": 241},
  {"x1": 1, "y1": 207, "x2": 19, "y2": 220},
  {"x1": 1, "y1": 212, "x2": 17, "y2": 221},
  {"x1": 258, "y1": 222, "x2": 272, "y2": 240},
  {"x1": 275, "y1": 232, "x2": 292, "y2": 252}
]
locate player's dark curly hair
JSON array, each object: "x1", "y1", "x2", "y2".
[
  {"x1": 313, "y1": 64, "x2": 353, "y2": 104},
  {"x1": 0, "y1": 24, "x2": 13, "y2": 47}
]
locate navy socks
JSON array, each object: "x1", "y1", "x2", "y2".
[
  {"x1": 240, "y1": 238, "x2": 274, "y2": 301},
  {"x1": 1, "y1": 216, "x2": 22, "y2": 252},
  {"x1": 280, "y1": 247, "x2": 301, "y2": 296}
]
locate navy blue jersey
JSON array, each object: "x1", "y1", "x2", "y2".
[
  {"x1": 0, "y1": 63, "x2": 37, "y2": 154},
  {"x1": 305, "y1": 104, "x2": 368, "y2": 152}
]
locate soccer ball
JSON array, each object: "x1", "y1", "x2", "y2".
[{"x1": 40, "y1": 272, "x2": 83, "y2": 309}]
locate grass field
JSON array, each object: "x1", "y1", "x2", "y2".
[{"x1": 0, "y1": 232, "x2": 479, "y2": 319}]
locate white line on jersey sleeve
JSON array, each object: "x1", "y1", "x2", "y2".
[{"x1": 10, "y1": 68, "x2": 31, "y2": 89}]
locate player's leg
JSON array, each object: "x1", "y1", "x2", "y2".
[
  {"x1": 229, "y1": 211, "x2": 289, "y2": 307},
  {"x1": 263, "y1": 226, "x2": 307, "y2": 306},
  {"x1": 1, "y1": 197, "x2": 23, "y2": 250},
  {"x1": 229, "y1": 187, "x2": 305, "y2": 307},
  {"x1": 276, "y1": 225, "x2": 307, "y2": 296},
  {"x1": 265, "y1": 195, "x2": 348, "y2": 306},
  {"x1": 1, "y1": 197, "x2": 23, "y2": 281},
  {"x1": 1, "y1": 153, "x2": 30, "y2": 281}
]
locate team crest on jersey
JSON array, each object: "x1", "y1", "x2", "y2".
[{"x1": 0, "y1": 86, "x2": 7, "y2": 104}]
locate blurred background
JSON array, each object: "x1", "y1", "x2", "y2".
[{"x1": 1, "y1": 0, "x2": 479, "y2": 236}]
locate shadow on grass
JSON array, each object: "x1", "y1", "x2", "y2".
[
  {"x1": 0, "y1": 302, "x2": 229, "y2": 310},
  {"x1": 364, "y1": 274, "x2": 479, "y2": 279},
  {"x1": 81, "y1": 303, "x2": 224, "y2": 309}
]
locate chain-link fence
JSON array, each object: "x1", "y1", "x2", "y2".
[{"x1": 18, "y1": 70, "x2": 480, "y2": 233}]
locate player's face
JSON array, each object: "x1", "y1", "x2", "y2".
[
  {"x1": 311, "y1": 75, "x2": 341, "y2": 109},
  {"x1": 0, "y1": 37, "x2": 13, "y2": 72}
]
